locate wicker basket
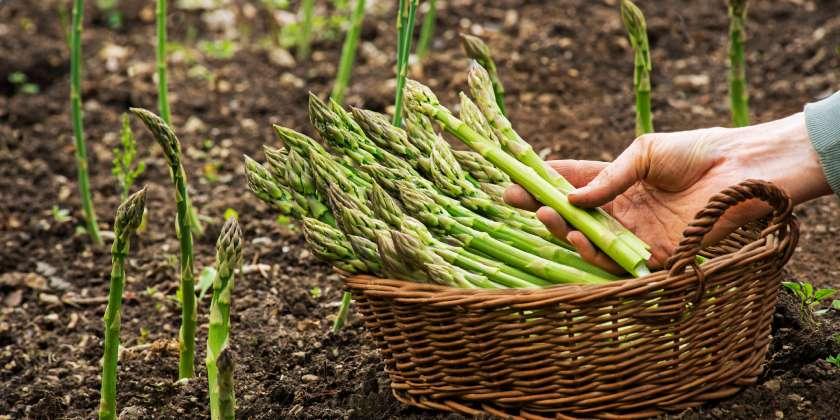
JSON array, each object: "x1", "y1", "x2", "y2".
[{"x1": 343, "y1": 180, "x2": 799, "y2": 419}]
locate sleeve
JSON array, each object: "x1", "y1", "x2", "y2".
[{"x1": 804, "y1": 91, "x2": 840, "y2": 198}]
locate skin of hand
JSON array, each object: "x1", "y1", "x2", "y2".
[{"x1": 504, "y1": 113, "x2": 831, "y2": 273}]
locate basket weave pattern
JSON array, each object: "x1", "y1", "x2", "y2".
[{"x1": 344, "y1": 180, "x2": 799, "y2": 419}]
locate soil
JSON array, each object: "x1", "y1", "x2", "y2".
[{"x1": 1, "y1": 0, "x2": 839, "y2": 419}]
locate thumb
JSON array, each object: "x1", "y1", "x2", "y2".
[{"x1": 569, "y1": 135, "x2": 652, "y2": 207}]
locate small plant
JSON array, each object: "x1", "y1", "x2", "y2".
[
  {"x1": 392, "y1": 0, "x2": 419, "y2": 127},
  {"x1": 460, "y1": 34, "x2": 505, "y2": 116},
  {"x1": 782, "y1": 281, "x2": 837, "y2": 308},
  {"x1": 95, "y1": 0, "x2": 122, "y2": 29},
  {"x1": 297, "y1": 0, "x2": 315, "y2": 60},
  {"x1": 8, "y1": 71, "x2": 39, "y2": 94},
  {"x1": 112, "y1": 114, "x2": 146, "y2": 201},
  {"x1": 826, "y1": 354, "x2": 840, "y2": 368},
  {"x1": 330, "y1": 0, "x2": 367, "y2": 104},
  {"x1": 98, "y1": 187, "x2": 146, "y2": 420},
  {"x1": 206, "y1": 217, "x2": 242, "y2": 420},
  {"x1": 130, "y1": 108, "x2": 198, "y2": 379},
  {"x1": 70, "y1": 0, "x2": 103, "y2": 246},
  {"x1": 415, "y1": 0, "x2": 436, "y2": 60},
  {"x1": 727, "y1": 0, "x2": 750, "y2": 127},
  {"x1": 51, "y1": 205, "x2": 72, "y2": 223},
  {"x1": 198, "y1": 39, "x2": 238, "y2": 60},
  {"x1": 620, "y1": 0, "x2": 653, "y2": 135}
]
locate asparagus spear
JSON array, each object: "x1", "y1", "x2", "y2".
[
  {"x1": 390, "y1": 230, "x2": 497, "y2": 289},
  {"x1": 70, "y1": 0, "x2": 103, "y2": 246},
  {"x1": 206, "y1": 217, "x2": 242, "y2": 420},
  {"x1": 350, "y1": 107, "x2": 431, "y2": 174},
  {"x1": 727, "y1": 0, "x2": 750, "y2": 127},
  {"x1": 460, "y1": 34, "x2": 506, "y2": 116},
  {"x1": 369, "y1": 184, "x2": 548, "y2": 288},
  {"x1": 284, "y1": 149, "x2": 337, "y2": 225},
  {"x1": 403, "y1": 108, "x2": 437, "y2": 155},
  {"x1": 243, "y1": 155, "x2": 307, "y2": 219},
  {"x1": 331, "y1": 0, "x2": 367, "y2": 103},
  {"x1": 404, "y1": 81, "x2": 650, "y2": 275},
  {"x1": 620, "y1": 0, "x2": 654, "y2": 135},
  {"x1": 452, "y1": 150, "x2": 510, "y2": 185},
  {"x1": 393, "y1": 0, "x2": 419, "y2": 126},
  {"x1": 274, "y1": 125, "x2": 372, "y2": 188},
  {"x1": 99, "y1": 187, "x2": 146, "y2": 420},
  {"x1": 216, "y1": 347, "x2": 235, "y2": 420},
  {"x1": 302, "y1": 217, "x2": 379, "y2": 274},
  {"x1": 129, "y1": 108, "x2": 198, "y2": 378}
]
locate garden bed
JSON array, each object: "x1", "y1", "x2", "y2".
[{"x1": 1, "y1": 0, "x2": 839, "y2": 418}]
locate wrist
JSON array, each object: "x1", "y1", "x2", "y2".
[{"x1": 726, "y1": 113, "x2": 831, "y2": 205}]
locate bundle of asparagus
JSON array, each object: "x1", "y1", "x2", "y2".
[{"x1": 245, "y1": 63, "x2": 652, "y2": 292}]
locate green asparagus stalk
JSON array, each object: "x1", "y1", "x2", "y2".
[
  {"x1": 347, "y1": 234, "x2": 383, "y2": 271},
  {"x1": 98, "y1": 187, "x2": 146, "y2": 420},
  {"x1": 620, "y1": 0, "x2": 654, "y2": 135},
  {"x1": 284, "y1": 149, "x2": 337, "y2": 225},
  {"x1": 297, "y1": 0, "x2": 315, "y2": 60},
  {"x1": 243, "y1": 155, "x2": 307, "y2": 219},
  {"x1": 273, "y1": 124, "x2": 372, "y2": 187},
  {"x1": 302, "y1": 217, "x2": 379, "y2": 273},
  {"x1": 207, "y1": 217, "x2": 243, "y2": 420},
  {"x1": 332, "y1": 291, "x2": 353, "y2": 332},
  {"x1": 404, "y1": 80, "x2": 650, "y2": 276},
  {"x1": 369, "y1": 184, "x2": 548, "y2": 288},
  {"x1": 331, "y1": 0, "x2": 367, "y2": 103},
  {"x1": 727, "y1": 0, "x2": 749, "y2": 127},
  {"x1": 403, "y1": 109, "x2": 437, "y2": 155},
  {"x1": 351, "y1": 107, "x2": 430, "y2": 174},
  {"x1": 372, "y1": 229, "x2": 426, "y2": 281},
  {"x1": 70, "y1": 0, "x2": 103, "y2": 246},
  {"x1": 460, "y1": 34, "x2": 506, "y2": 116},
  {"x1": 392, "y1": 0, "x2": 419, "y2": 126},
  {"x1": 129, "y1": 107, "x2": 198, "y2": 378},
  {"x1": 262, "y1": 146, "x2": 288, "y2": 183},
  {"x1": 390, "y1": 230, "x2": 496, "y2": 289},
  {"x1": 452, "y1": 150, "x2": 510, "y2": 185},
  {"x1": 216, "y1": 347, "x2": 235, "y2": 420},
  {"x1": 415, "y1": 0, "x2": 437, "y2": 60}
]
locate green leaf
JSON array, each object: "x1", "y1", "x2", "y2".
[
  {"x1": 803, "y1": 282, "x2": 814, "y2": 300},
  {"x1": 832, "y1": 299, "x2": 840, "y2": 311},
  {"x1": 813, "y1": 288, "x2": 837, "y2": 302},
  {"x1": 309, "y1": 287, "x2": 321, "y2": 299},
  {"x1": 782, "y1": 281, "x2": 801, "y2": 295},
  {"x1": 51, "y1": 205, "x2": 71, "y2": 223},
  {"x1": 197, "y1": 266, "x2": 217, "y2": 300}
]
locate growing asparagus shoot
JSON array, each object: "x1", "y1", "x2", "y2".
[
  {"x1": 70, "y1": 0, "x2": 103, "y2": 246},
  {"x1": 392, "y1": 0, "x2": 419, "y2": 126},
  {"x1": 728, "y1": 0, "x2": 750, "y2": 127},
  {"x1": 331, "y1": 0, "x2": 367, "y2": 103},
  {"x1": 217, "y1": 348, "x2": 235, "y2": 420},
  {"x1": 460, "y1": 34, "x2": 506, "y2": 116},
  {"x1": 129, "y1": 107, "x2": 198, "y2": 379},
  {"x1": 620, "y1": 0, "x2": 653, "y2": 135},
  {"x1": 112, "y1": 113, "x2": 146, "y2": 201},
  {"x1": 99, "y1": 187, "x2": 146, "y2": 420},
  {"x1": 415, "y1": 0, "x2": 437, "y2": 60},
  {"x1": 207, "y1": 217, "x2": 243, "y2": 420},
  {"x1": 298, "y1": 0, "x2": 315, "y2": 60}
]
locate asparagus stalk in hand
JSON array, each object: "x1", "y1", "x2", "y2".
[
  {"x1": 129, "y1": 107, "x2": 199, "y2": 378},
  {"x1": 99, "y1": 187, "x2": 146, "y2": 420},
  {"x1": 403, "y1": 81, "x2": 650, "y2": 276},
  {"x1": 452, "y1": 150, "x2": 510, "y2": 185},
  {"x1": 206, "y1": 217, "x2": 243, "y2": 420}
]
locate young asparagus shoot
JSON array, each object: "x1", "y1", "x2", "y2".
[
  {"x1": 129, "y1": 107, "x2": 198, "y2": 378},
  {"x1": 156, "y1": 0, "x2": 171, "y2": 124},
  {"x1": 216, "y1": 347, "x2": 235, "y2": 420},
  {"x1": 112, "y1": 113, "x2": 146, "y2": 201},
  {"x1": 620, "y1": 0, "x2": 654, "y2": 135},
  {"x1": 99, "y1": 187, "x2": 147, "y2": 420},
  {"x1": 332, "y1": 291, "x2": 353, "y2": 332},
  {"x1": 207, "y1": 217, "x2": 243, "y2": 420},
  {"x1": 392, "y1": 0, "x2": 419, "y2": 126},
  {"x1": 331, "y1": 0, "x2": 367, "y2": 103},
  {"x1": 405, "y1": 79, "x2": 649, "y2": 276},
  {"x1": 727, "y1": 0, "x2": 750, "y2": 126},
  {"x1": 415, "y1": 0, "x2": 437, "y2": 60},
  {"x1": 297, "y1": 0, "x2": 315, "y2": 60},
  {"x1": 70, "y1": 0, "x2": 103, "y2": 246},
  {"x1": 460, "y1": 34, "x2": 506, "y2": 116}
]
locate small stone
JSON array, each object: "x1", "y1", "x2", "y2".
[
  {"x1": 774, "y1": 410, "x2": 784, "y2": 419},
  {"x1": 183, "y1": 116, "x2": 207, "y2": 134},
  {"x1": 764, "y1": 378, "x2": 781, "y2": 392},
  {"x1": 39, "y1": 293, "x2": 61, "y2": 305},
  {"x1": 301, "y1": 374, "x2": 319, "y2": 383},
  {"x1": 35, "y1": 261, "x2": 57, "y2": 277},
  {"x1": 674, "y1": 74, "x2": 710, "y2": 90},
  {"x1": 268, "y1": 49, "x2": 296, "y2": 68}
]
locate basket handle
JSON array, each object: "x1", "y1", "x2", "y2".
[{"x1": 646, "y1": 179, "x2": 795, "y2": 320}]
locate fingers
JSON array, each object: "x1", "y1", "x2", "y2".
[
  {"x1": 504, "y1": 160, "x2": 608, "y2": 210},
  {"x1": 503, "y1": 184, "x2": 542, "y2": 211},
  {"x1": 569, "y1": 135, "x2": 654, "y2": 208},
  {"x1": 546, "y1": 160, "x2": 608, "y2": 188},
  {"x1": 566, "y1": 232, "x2": 625, "y2": 274},
  {"x1": 536, "y1": 206, "x2": 625, "y2": 275}
]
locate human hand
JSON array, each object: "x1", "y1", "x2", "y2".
[{"x1": 505, "y1": 113, "x2": 830, "y2": 273}]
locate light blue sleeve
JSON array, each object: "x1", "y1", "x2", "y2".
[{"x1": 804, "y1": 91, "x2": 840, "y2": 198}]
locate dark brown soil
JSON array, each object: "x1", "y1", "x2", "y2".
[{"x1": 1, "y1": 0, "x2": 839, "y2": 418}]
